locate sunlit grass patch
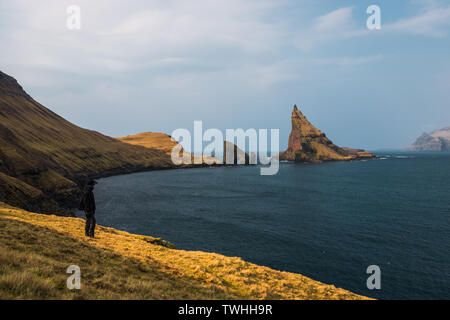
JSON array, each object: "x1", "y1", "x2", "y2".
[{"x1": 0, "y1": 202, "x2": 370, "y2": 300}]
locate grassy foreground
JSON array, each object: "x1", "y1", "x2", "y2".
[{"x1": 0, "y1": 202, "x2": 369, "y2": 300}]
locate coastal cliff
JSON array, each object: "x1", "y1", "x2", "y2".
[
  {"x1": 0, "y1": 70, "x2": 253, "y2": 214},
  {"x1": 0, "y1": 71, "x2": 174, "y2": 215},
  {"x1": 280, "y1": 105, "x2": 375, "y2": 162}
]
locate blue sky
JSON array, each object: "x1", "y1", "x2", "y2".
[{"x1": 0, "y1": 0, "x2": 449, "y2": 150}]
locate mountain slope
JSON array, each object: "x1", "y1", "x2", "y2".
[
  {"x1": 0, "y1": 71, "x2": 173, "y2": 214},
  {"x1": 280, "y1": 105, "x2": 374, "y2": 162},
  {"x1": 408, "y1": 127, "x2": 450, "y2": 151},
  {"x1": 0, "y1": 202, "x2": 369, "y2": 300}
]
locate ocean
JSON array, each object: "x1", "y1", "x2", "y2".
[{"x1": 89, "y1": 152, "x2": 450, "y2": 299}]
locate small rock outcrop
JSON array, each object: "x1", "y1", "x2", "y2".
[
  {"x1": 223, "y1": 141, "x2": 250, "y2": 165},
  {"x1": 280, "y1": 105, "x2": 375, "y2": 162}
]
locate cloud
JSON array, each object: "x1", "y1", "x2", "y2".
[
  {"x1": 0, "y1": 1, "x2": 384, "y2": 86},
  {"x1": 384, "y1": 2, "x2": 450, "y2": 37},
  {"x1": 315, "y1": 7, "x2": 354, "y2": 31},
  {"x1": 1, "y1": 1, "x2": 288, "y2": 80},
  {"x1": 310, "y1": 55, "x2": 384, "y2": 67},
  {"x1": 1, "y1": 0, "x2": 446, "y2": 150},
  {"x1": 294, "y1": 1, "x2": 450, "y2": 52},
  {"x1": 294, "y1": 7, "x2": 369, "y2": 52}
]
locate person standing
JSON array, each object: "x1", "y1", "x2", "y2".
[{"x1": 79, "y1": 180, "x2": 97, "y2": 238}]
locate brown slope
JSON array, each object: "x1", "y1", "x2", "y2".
[
  {"x1": 117, "y1": 132, "x2": 222, "y2": 164},
  {"x1": 280, "y1": 105, "x2": 375, "y2": 162},
  {"x1": 0, "y1": 71, "x2": 173, "y2": 215},
  {"x1": 117, "y1": 132, "x2": 180, "y2": 155}
]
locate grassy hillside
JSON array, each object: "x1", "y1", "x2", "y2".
[
  {"x1": 117, "y1": 132, "x2": 180, "y2": 155},
  {"x1": 0, "y1": 71, "x2": 174, "y2": 214},
  {"x1": 0, "y1": 202, "x2": 369, "y2": 300},
  {"x1": 117, "y1": 132, "x2": 221, "y2": 164}
]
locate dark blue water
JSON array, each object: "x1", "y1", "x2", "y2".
[{"x1": 91, "y1": 152, "x2": 450, "y2": 299}]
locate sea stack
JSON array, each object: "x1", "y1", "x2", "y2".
[{"x1": 279, "y1": 105, "x2": 375, "y2": 162}]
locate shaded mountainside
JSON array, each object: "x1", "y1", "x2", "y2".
[
  {"x1": 0, "y1": 71, "x2": 174, "y2": 215},
  {"x1": 408, "y1": 127, "x2": 450, "y2": 152},
  {"x1": 280, "y1": 105, "x2": 375, "y2": 162},
  {"x1": 0, "y1": 202, "x2": 370, "y2": 300}
]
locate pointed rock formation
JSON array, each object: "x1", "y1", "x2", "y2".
[{"x1": 280, "y1": 105, "x2": 375, "y2": 162}]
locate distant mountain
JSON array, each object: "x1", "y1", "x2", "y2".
[
  {"x1": 280, "y1": 105, "x2": 374, "y2": 162},
  {"x1": 408, "y1": 127, "x2": 450, "y2": 152},
  {"x1": 0, "y1": 71, "x2": 173, "y2": 215}
]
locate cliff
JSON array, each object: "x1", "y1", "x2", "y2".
[
  {"x1": 0, "y1": 202, "x2": 369, "y2": 300},
  {"x1": 408, "y1": 127, "x2": 450, "y2": 151},
  {"x1": 0, "y1": 71, "x2": 174, "y2": 215},
  {"x1": 280, "y1": 105, "x2": 375, "y2": 162}
]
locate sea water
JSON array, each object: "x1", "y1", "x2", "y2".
[{"x1": 91, "y1": 152, "x2": 450, "y2": 299}]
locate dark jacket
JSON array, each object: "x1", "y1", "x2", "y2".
[{"x1": 79, "y1": 186, "x2": 96, "y2": 212}]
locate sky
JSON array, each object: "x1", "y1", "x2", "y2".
[{"x1": 0, "y1": 0, "x2": 449, "y2": 151}]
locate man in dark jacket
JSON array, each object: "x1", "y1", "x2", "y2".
[{"x1": 79, "y1": 180, "x2": 97, "y2": 238}]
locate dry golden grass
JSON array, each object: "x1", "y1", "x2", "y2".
[
  {"x1": 117, "y1": 132, "x2": 221, "y2": 164},
  {"x1": 117, "y1": 132, "x2": 180, "y2": 155},
  {"x1": 0, "y1": 202, "x2": 371, "y2": 300}
]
